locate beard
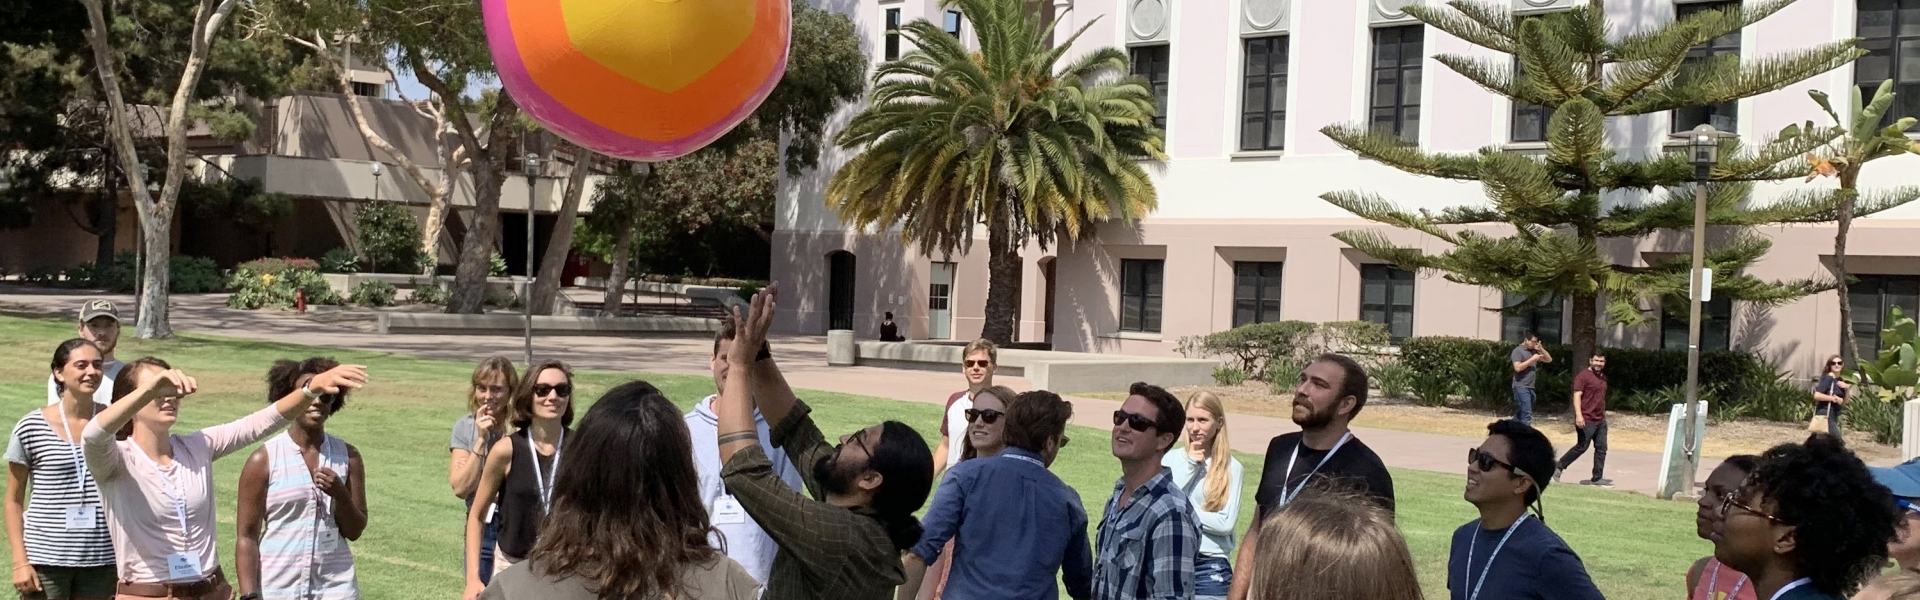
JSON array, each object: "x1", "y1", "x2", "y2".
[
  {"x1": 1293, "y1": 398, "x2": 1340, "y2": 430},
  {"x1": 813, "y1": 451, "x2": 861, "y2": 496}
]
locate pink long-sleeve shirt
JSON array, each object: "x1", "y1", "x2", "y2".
[{"x1": 82, "y1": 406, "x2": 289, "y2": 583}]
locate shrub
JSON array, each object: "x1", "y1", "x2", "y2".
[
  {"x1": 54, "y1": 253, "x2": 221, "y2": 293},
  {"x1": 1737, "y1": 376, "x2": 1814, "y2": 423},
  {"x1": 1176, "y1": 320, "x2": 1320, "y2": 379},
  {"x1": 1320, "y1": 320, "x2": 1392, "y2": 353},
  {"x1": 1846, "y1": 393, "x2": 1903, "y2": 445},
  {"x1": 1401, "y1": 335, "x2": 1779, "y2": 417},
  {"x1": 1212, "y1": 366, "x2": 1249, "y2": 387},
  {"x1": 408, "y1": 277, "x2": 449, "y2": 305},
  {"x1": 235, "y1": 257, "x2": 320, "y2": 277},
  {"x1": 23, "y1": 266, "x2": 61, "y2": 286},
  {"x1": 1411, "y1": 377, "x2": 1458, "y2": 407},
  {"x1": 226, "y1": 264, "x2": 339, "y2": 310},
  {"x1": 1370, "y1": 360, "x2": 1416, "y2": 401},
  {"x1": 350, "y1": 280, "x2": 397, "y2": 307},
  {"x1": 169, "y1": 256, "x2": 224, "y2": 293},
  {"x1": 489, "y1": 252, "x2": 509, "y2": 278},
  {"x1": 320, "y1": 247, "x2": 360, "y2": 274},
  {"x1": 1265, "y1": 361, "x2": 1303, "y2": 398},
  {"x1": 355, "y1": 201, "x2": 423, "y2": 273}
]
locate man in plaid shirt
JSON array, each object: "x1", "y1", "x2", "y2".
[{"x1": 1094, "y1": 382, "x2": 1199, "y2": 600}]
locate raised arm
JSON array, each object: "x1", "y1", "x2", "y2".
[
  {"x1": 717, "y1": 283, "x2": 791, "y2": 466},
  {"x1": 464, "y1": 437, "x2": 513, "y2": 600},
  {"x1": 92, "y1": 366, "x2": 195, "y2": 445},
  {"x1": 449, "y1": 407, "x2": 495, "y2": 499},
  {"x1": 235, "y1": 448, "x2": 270, "y2": 598},
  {"x1": 202, "y1": 365, "x2": 368, "y2": 460}
]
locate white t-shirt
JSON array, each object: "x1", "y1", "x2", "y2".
[
  {"x1": 684, "y1": 395, "x2": 803, "y2": 586},
  {"x1": 46, "y1": 359, "x2": 125, "y2": 406},
  {"x1": 942, "y1": 392, "x2": 973, "y2": 470}
]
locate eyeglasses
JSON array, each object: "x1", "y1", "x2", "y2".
[
  {"x1": 1829, "y1": 360, "x2": 1844, "y2": 367},
  {"x1": 964, "y1": 408, "x2": 1004, "y2": 424},
  {"x1": 1113, "y1": 410, "x2": 1157, "y2": 433},
  {"x1": 1718, "y1": 491, "x2": 1790, "y2": 525},
  {"x1": 533, "y1": 383, "x2": 572, "y2": 398},
  {"x1": 964, "y1": 360, "x2": 992, "y2": 368},
  {"x1": 1468, "y1": 447, "x2": 1516, "y2": 473},
  {"x1": 1059, "y1": 435, "x2": 1070, "y2": 447}
]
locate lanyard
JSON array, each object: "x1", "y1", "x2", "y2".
[
  {"x1": 130, "y1": 446, "x2": 193, "y2": 544},
  {"x1": 1004, "y1": 453, "x2": 1045, "y2": 469},
  {"x1": 1279, "y1": 432, "x2": 1352, "y2": 507},
  {"x1": 1465, "y1": 514, "x2": 1530, "y2": 600},
  {"x1": 53, "y1": 404, "x2": 95, "y2": 496},
  {"x1": 1768, "y1": 578, "x2": 1812, "y2": 600},
  {"x1": 528, "y1": 430, "x2": 563, "y2": 514},
  {"x1": 1708, "y1": 560, "x2": 1748, "y2": 600}
]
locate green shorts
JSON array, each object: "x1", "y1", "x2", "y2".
[{"x1": 26, "y1": 564, "x2": 117, "y2": 600}]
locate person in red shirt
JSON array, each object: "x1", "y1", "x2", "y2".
[{"x1": 1555, "y1": 353, "x2": 1611, "y2": 487}]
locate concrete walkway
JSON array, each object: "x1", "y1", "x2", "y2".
[{"x1": 0, "y1": 289, "x2": 1718, "y2": 497}]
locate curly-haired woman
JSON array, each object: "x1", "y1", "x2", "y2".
[{"x1": 1713, "y1": 435, "x2": 1899, "y2": 600}]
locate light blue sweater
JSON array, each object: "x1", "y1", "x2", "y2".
[{"x1": 1161, "y1": 449, "x2": 1244, "y2": 560}]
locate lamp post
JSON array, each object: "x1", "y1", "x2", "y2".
[
  {"x1": 1665, "y1": 123, "x2": 1735, "y2": 499},
  {"x1": 522, "y1": 153, "x2": 539, "y2": 366},
  {"x1": 369, "y1": 162, "x2": 383, "y2": 270}
]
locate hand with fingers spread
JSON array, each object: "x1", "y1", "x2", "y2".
[
  {"x1": 141, "y1": 368, "x2": 199, "y2": 400},
  {"x1": 727, "y1": 282, "x2": 779, "y2": 366}
]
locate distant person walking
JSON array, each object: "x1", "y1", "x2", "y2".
[
  {"x1": 7, "y1": 340, "x2": 115, "y2": 599},
  {"x1": 1164, "y1": 392, "x2": 1244, "y2": 600},
  {"x1": 464, "y1": 360, "x2": 575, "y2": 600},
  {"x1": 235, "y1": 358, "x2": 369, "y2": 600},
  {"x1": 1813, "y1": 355, "x2": 1849, "y2": 439},
  {"x1": 687, "y1": 323, "x2": 805, "y2": 586},
  {"x1": 1509, "y1": 333, "x2": 1552, "y2": 425},
  {"x1": 45, "y1": 300, "x2": 125, "y2": 407},
  {"x1": 449, "y1": 357, "x2": 518, "y2": 586},
  {"x1": 1709, "y1": 435, "x2": 1897, "y2": 600},
  {"x1": 935, "y1": 340, "x2": 997, "y2": 476},
  {"x1": 1555, "y1": 352, "x2": 1611, "y2": 487},
  {"x1": 1447, "y1": 420, "x2": 1603, "y2": 600},
  {"x1": 1094, "y1": 382, "x2": 1198, "y2": 600},
  {"x1": 1245, "y1": 490, "x2": 1422, "y2": 600},
  {"x1": 1688, "y1": 456, "x2": 1761, "y2": 600}
]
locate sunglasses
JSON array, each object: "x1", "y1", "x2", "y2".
[
  {"x1": 964, "y1": 360, "x2": 992, "y2": 368},
  {"x1": 1898, "y1": 499, "x2": 1920, "y2": 515},
  {"x1": 1468, "y1": 447, "x2": 1517, "y2": 473},
  {"x1": 1829, "y1": 360, "x2": 1844, "y2": 367},
  {"x1": 964, "y1": 408, "x2": 1004, "y2": 424},
  {"x1": 1113, "y1": 410, "x2": 1158, "y2": 432},
  {"x1": 533, "y1": 383, "x2": 572, "y2": 398},
  {"x1": 1718, "y1": 491, "x2": 1789, "y2": 525}
]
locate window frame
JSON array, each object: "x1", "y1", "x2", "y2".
[
  {"x1": 884, "y1": 8, "x2": 901, "y2": 61},
  {"x1": 1368, "y1": 25, "x2": 1424, "y2": 143},
  {"x1": 1855, "y1": 0, "x2": 1920, "y2": 128},
  {"x1": 1232, "y1": 261, "x2": 1284, "y2": 327},
  {"x1": 1510, "y1": 57, "x2": 1554, "y2": 143},
  {"x1": 1670, "y1": 1, "x2": 1742, "y2": 133},
  {"x1": 1120, "y1": 259, "x2": 1165, "y2": 333},
  {"x1": 1130, "y1": 44, "x2": 1172, "y2": 131},
  {"x1": 1240, "y1": 36, "x2": 1290, "y2": 152},
  {"x1": 1660, "y1": 295, "x2": 1734, "y2": 352},
  {"x1": 1359, "y1": 264, "x2": 1416, "y2": 342},
  {"x1": 1500, "y1": 293, "x2": 1564, "y2": 345},
  {"x1": 1849, "y1": 274, "x2": 1920, "y2": 360},
  {"x1": 944, "y1": 10, "x2": 964, "y2": 39}
]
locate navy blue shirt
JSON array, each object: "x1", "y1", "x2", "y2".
[
  {"x1": 1447, "y1": 516, "x2": 1603, "y2": 600},
  {"x1": 911, "y1": 448, "x2": 1094, "y2": 600}
]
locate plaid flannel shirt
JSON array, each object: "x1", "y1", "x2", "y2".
[{"x1": 1092, "y1": 468, "x2": 1199, "y2": 600}]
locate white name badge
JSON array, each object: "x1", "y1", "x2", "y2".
[
  {"x1": 64, "y1": 505, "x2": 96, "y2": 530},
  {"x1": 165, "y1": 552, "x2": 203, "y2": 581},
  {"x1": 317, "y1": 527, "x2": 341, "y2": 553},
  {"x1": 713, "y1": 496, "x2": 747, "y2": 525},
  {"x1": 485, "y1": 504, "x2": 498, "y2": 524}
]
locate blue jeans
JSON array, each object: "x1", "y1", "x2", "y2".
[
  {"x1": 466, "y1": 497, "x2": 499, "y2": 584},
  {"x1": 1195, "y1": 556, "x2": 1232, "y2": 599},
  {"x1": 1513, "y1": 386, "x2": 1536, "y2": 426}
]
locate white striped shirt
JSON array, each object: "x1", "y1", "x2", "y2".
[{"x1": 4, "y1": 407, "x2": 114, "y2": 567}]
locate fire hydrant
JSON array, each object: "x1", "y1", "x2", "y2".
[{"x1": 295, "y1": 289, "x2": 307, "y2": 313}]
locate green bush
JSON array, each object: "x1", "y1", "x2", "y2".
[
  {"x1": 226, "y1": 265, "x2": 339, "y2": 310},
  {"x1": 355, "y1": 201, "x2": 423, "y2": 273},
  {"x1": 1370, "y1": 360, "x2": 1416, "y2": 401},
  {"x1": 54, "y1": 253, "x2": 221, "y2": 293},
  {"x1": 235, "y1": 257, "x2": 320, "y2": 277},
  {"x1": 169, "y1": 256, "x2": 224, "y2": 293},
  {"x1": 1399, "y1": 335, "x2": 1781, "y2": 416},
  {"x1": 1212, "y1": 366, "x2": 1249, "y2": 387},
  {"x1": 350, "y1": 280, "x2": 397, "y2": 307},
  {"x1": 1741, "y1": 376, "x2": 1814, "y2": 423},
  {"x1": 1265, "y1": 361, "x2": 1303, "y2": 397},
  {"x1": 1176, "y1": 320, "x2": 1320, "y2": 379},
  {"x1": 1321, "y1": 320, "x2": 1392, "y2": 353},
  {"x1": 408, "y1": 278, "x2": 449, "y2": 305},
  {"x1": 1846, "y1": 394, "x2": 1903, "y2": 445},
  {"x1": 489, "y1": 253, "x2": 509, "y2": 278},
  {"x1": 320, "y1": 247, "x2": 360, "y2": 274},
  {"x1": 23, "y1": 266, "x2": 61, "y2": 286}
]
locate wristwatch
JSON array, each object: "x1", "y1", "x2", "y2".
[{"x1": 239, "y1": 593, "x2": 262, "y2": 600}]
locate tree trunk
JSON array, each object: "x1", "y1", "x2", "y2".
[
  {"x1": 979, "y1": 201, "x2": 1020, "y2": 345},
  {"x1": 93, "y1": 179, "x2": 117, "y2": 265},
  {"x1": 530, "y1": 150, "x2": 590, "y2": 315},
  {"x1": 600, "y1": 166, "x2": 650, "y2": 317},
  {"x1": 1569, "y1": 292, "x2": 1599, "y2": 374},
  {"x1": 445, "y1": 100, "x2": 520, "y2": 314},
  {"x1": 1836, "y1": 171, "x2": 1861, "y2": 366}
]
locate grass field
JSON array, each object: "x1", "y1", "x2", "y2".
[{"x1": 0, "y1": 315, "x2": 1707, "y2": 599}]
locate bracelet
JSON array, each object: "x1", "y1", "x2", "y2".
[{"x1": 301, "y1": 384, "x2": 323, "y2": 399}]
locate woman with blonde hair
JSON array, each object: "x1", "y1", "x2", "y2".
[
  {"x1": 449, "y1": 357, "x2": 519, "y2": 584},
  {"x1": 463, "y1": 360, "x2": 573, "y2": 600},
  {"x1": 1249, "y1": 489, "x2": 1422, "y2": 600},
  {"x1": 1163, "y1": 391, "x2": 1245, "y2": 600}
]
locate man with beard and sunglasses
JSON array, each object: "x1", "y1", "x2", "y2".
[
  {"x1": 715, "y1": 284, "x2": 936, "y2": 600},
  {"x1": 1227, "y1": 354, "x2": 1393, "y2": 600},
  {"x1": 1094, "y1": 382, "x2": 1198, "y2": 600},
  {"x1": 1447, "y1": 420, "x2": 1602, "y2": 600}
]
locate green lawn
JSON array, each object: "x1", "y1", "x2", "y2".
[{"x1": 0, "y1": 315, "x2": 1705, "y2": 599}]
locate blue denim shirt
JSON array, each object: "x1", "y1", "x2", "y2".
[{"x1": 910, "y1": 448, "x2": 1093, "y2": 600}]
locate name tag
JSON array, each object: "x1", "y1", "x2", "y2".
[
  {"x1": 64, "y1": 505, "x2": 96, "y2": 530},
  {"x1": 166, "y1": 552, "x2": 203, "y2": 581},
  {"x1": 317, "y1": 527, "x2": 341, "y2": 552},
  {"x1": 485, "y1": 504, "x2": 498, "y2": 524},
  {"x1": 713, "y1": 496, "x2": 746, "y2": 525}
]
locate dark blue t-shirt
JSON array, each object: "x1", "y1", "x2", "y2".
[{"x1": 1447, "y1": 517, "x2": 1603, "y2": 600}]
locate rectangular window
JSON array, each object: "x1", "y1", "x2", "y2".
[
  {"x1": 1232, "y1": 262, "x2": 1284, "y2": 327},
  {"x1": 1024, "y1": 1, "x2": 1056, "y2": 48},
  {"x1": 1510, "y1": 58, "x2": 1554, "y2": 143},
  {"x1": 1240, "y1": 36, "x2": 1289, "y2": 151},
  {"x1": 1120, "y1": 259, "x2": 1165, "y2": 333},
  {"x1": 944, "y1": 10, "x2": 963, "y2": 39},
  {"x1": 1369, "y1": 25, "x2": 1424, "y2": 143},
  {"x1": 1130, "y1": 44, "x2": 1171, "y2": 131},
  {"x1": 885, "y1": 8, "x2": 901, "y2": 61},
  {"x1": 351, "y1": 82, "x2": 382, "y2": 98},
  {"x1": 1672, "y1": 1, "x2": 1741, "y2": 132},
  {"x1": 1661, "y1": 296, "x2": 1734, "y2": 352},
  {"x1": 1856, "y1": 0, "x2": 1920, "y2": 125},
  {"x1": 1501, "y1": 293, "x2": 1564, "y2": 345},
  {"x1": 1850, "y1": 275, "x2": 1920, "y2": 360},
  {"x1": 1360, "y1": 264, "x2": 1416, "y2": 342}
]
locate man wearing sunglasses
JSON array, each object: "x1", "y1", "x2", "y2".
[
  {"x1": 683, "y1": 320, "x2": 806, "y2": 586},
  {"x1": 1446, "y1": 420, "x2": 1602, "y2": 600},
  {"x1": 1869, "y1": 457, "x2": 1920, "y2": 573},
  {"x1": 1228, "y1": 354, "x2": 1393, "y2": 600},
  {"x1": 900, "y1": 390, "x2": 1091, "y2": 600},
  {"x1": 935, "y1": 339, "x2": 999, "y2": 478},
  {"x1": 1092, "y1": 382, "x2": 1197, "y2": 600}
]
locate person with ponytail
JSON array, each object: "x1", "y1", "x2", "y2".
[
  {"x1": 1446, "y1": 420, "x2": 1602, "y2": 600},
  {"x1": 6, "y1": 340, "x2": 116, "y2": 599},
  {"x1": 1164, "y1": 391, "x2": 1244, "y2": 600},
  {"x1": 712, "y1": 283, "x2": 934, "y2": 600}
]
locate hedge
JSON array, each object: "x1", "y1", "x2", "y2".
[{"x1": 1400, "y1": 336, "x2": 1775, "y2": 415}]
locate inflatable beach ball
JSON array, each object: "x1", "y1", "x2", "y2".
[{"x1": 482, "y1": 0, "x2": 791, "y2": 161}]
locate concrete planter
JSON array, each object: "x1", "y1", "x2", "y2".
[{"x1": 827, "y1": 330, "x2": 856, "y2": 366}]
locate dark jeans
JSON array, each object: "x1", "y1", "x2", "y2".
[
  {"x1": 465, "y1": 496, "x2": 499, "y2": 584},
  {"x1": 1512, "y1": 387, "x2": 1536, "y2": 425},
  {"x1": 1557, "y1": 421, "x2": 1608, "y2": 480},
  {"x1": 1194, "y1": 556, "x2": 1232, "y2": 599},
  {"x1": 1818, "y1": 402, "x2": 1844, "y2": 439}
]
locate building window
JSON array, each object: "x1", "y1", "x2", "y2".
[
  {"x1": 350, "y1": 82, "x2": 382, "y2": 98},
  {"x1": 1120, "y1": 259, "x2": 1164, "y2": 333},
  {"x1": 1511, "y1": 58, "x2": 1553, "y2": 143},
  {"x1": 1240, "y1": 36, "x2": 1289, "y2": 151},
  {"x1": 1857, "y1": 0, "x2": 1920, "y2": 125},
  {"x1": 1672, "y1": 1, "x2": 1741, "y2": 132},
  {"x1": 1661, "y1": 296, "x2": 1733, "y2": 352},
  {"x1": 885, "y1": 8, "x2": 901, "y2": 60},
  {"x1": 1024, "y1": 1, "x2": 1056, "y2": 48},
  {"x1": 1360, "y1": 264, "x2": 1415, "y2": 342},
  {"x1": 1850, "y1": 275, "x2": 1920, "y2": 360},
  {"x1": 1369, "y1": 25, "x2": 1424, "y2": 143},
  {"x1": 944, "y1": 10, "x2": 963, "y2": 39},
  {"x1": 1501, "y1": 293, "x2": 1563, "y2": 344},
  {"x1": 1130, "y1": 44, "x2": 1171, "y2": 131},
  {"x1": 1233, "y1": 262, "x2": 1283, "y2": 327}
]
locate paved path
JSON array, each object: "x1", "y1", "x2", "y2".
[{"x1": 0, "y1": 288, "x2": 1719, "y2": 497}]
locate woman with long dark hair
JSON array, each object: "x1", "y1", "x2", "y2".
[
  {"x1": 1812, "y1": 355, "x2": 1850, "y2": 439},
  {"x1": 464, "y1": 360, "x2": 574, "y2": 600},
  {"x1": 480, "y1": 380, "x2": 759, "y2": 599},
  {"x1": 6, "y1": 340, "x2": 115, "y2": 599},
  {"x1": 235, "y1": 358, "x2": 369, "y2": 600}
]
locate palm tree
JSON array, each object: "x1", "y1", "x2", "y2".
[{"x1": 826, "y1": 0, "x2": 1164, "y2": 345}]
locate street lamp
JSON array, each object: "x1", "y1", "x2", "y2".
[
  {"x1": 1664, "y1": 123, "x2": 1736, "y2": 500},
  {"x1": 369, "y1": 162, "x2": 384, "y2": 270},
  {"x1": 522, "y1": 153, "x2": 540, "y2": 367}
]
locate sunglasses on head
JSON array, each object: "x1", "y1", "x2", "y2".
[
  {"x1": 533, "y1": 383, "x2": 572, "y2": 398},
  {"x1": 965, "y1": 360, "x2": 992, "y2": 368},
  {"x1": 964, "y1": 408, "x2": 1004, "y2": 424},
  {"x1": 1468, "y1": 447, "x2": 1517, "y2": 473},
  {"x1": 1113, "y1": 410, "x2": 1157, "y2": 433}
]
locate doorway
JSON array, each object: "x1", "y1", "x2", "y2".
[
  {"x1": 828, "y1": 251, "x2": 856, "y2": 331},
  {"x1": 1040, "y1": 257, "x2": 1056, "y2": 344},
  {"x1": 929, "y1": 262, "x2": 955, "y2": 339}
]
